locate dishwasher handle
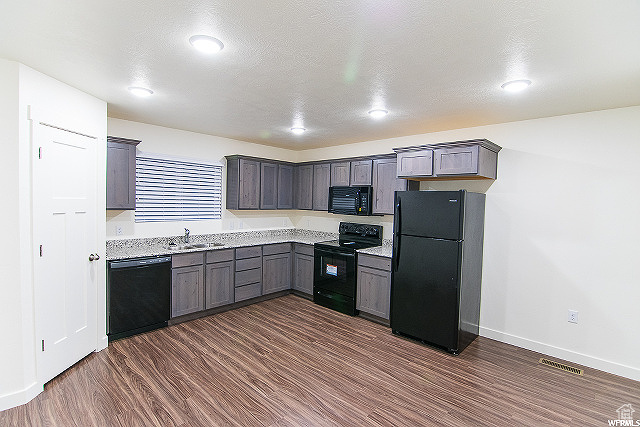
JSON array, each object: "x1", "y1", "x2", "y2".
[{"x1": 109, "y1": 256, "x2": 172, "y2": 269}]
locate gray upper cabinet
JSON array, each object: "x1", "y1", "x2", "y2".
[
  {"x1": 350, "y1": 160, "x2": 373, "y2": 186},
  {"x1": 106, "y1": 136, "x2": 140, "y2": 210},
  {"x1": 356, "y1": 254, "x2": 392, "y2": 320},
  {"x1": 312, "y1": 163, "x2": 331, "y2": 211},
  {"x1": 330, "y1": 162, "x2": 351, "y2": 186},
  {"x1": 394, "y1": 139, "x2": 501, "y2": 180},
  {"x1": 294, "y1": 164, "x2": 313, "y2": 210},
  {"x1": 372, "y1": 158, "x2": 419, "y2": 215},
  {"x1": 396, "y1": 148, "x2": 433, "y2": 178},
  {"x1": 277, "y1": 164, "x2": 294, "y2": 209},
  {"x1": 260, "y1": 162, "x2": 278, "y2": 209},
  {"x1": 226, "y1": 156, "x2": 260, "y2": 210}
]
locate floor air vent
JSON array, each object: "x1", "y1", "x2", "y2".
[{"x1": 539, "y1": 358, "x2": 584, "y2": 376}]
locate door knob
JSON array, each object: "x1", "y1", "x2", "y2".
[{"x1": 89, "y1": 253, "x2": 100, "y2": 261}]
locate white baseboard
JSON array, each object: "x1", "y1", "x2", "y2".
[
  {"x1": 479, "y1": 326, "x2": 640, "y2": 382},
  {"x1": 0, "y1": 382, "x2": 41, "y2": 412}
]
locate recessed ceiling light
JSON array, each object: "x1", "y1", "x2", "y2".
[
  {"x1": 368, "y1": 109, "x2": 388, "y2": 119},
  {"x1": 128, "y1": 86, "x2": 153, "y2": 97},
  {"x1": 291, "y1": 127, "x2": 306, "y2": 135},
  {"x1": 189, "y1": 35, "x2": 224, "y2": 54},
  {"x1": 501, "y1": 79, "x2": 532, "y2": 92}
]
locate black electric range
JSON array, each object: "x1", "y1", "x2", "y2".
[{"x1": 313, "y1": 222, "x2": 383, "y2": 315}]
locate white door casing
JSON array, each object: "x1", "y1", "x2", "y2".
[{"x1": 32, "y1": 122, "x2": 98, "y2": 385}]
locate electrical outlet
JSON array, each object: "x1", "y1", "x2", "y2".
[
  {"x1": 116, "y1": 226, "x2": 123, "y2": 236},
  {"x1": 568, "y1": 310, "x2": 579, "y2": 324}
]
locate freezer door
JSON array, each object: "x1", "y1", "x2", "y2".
[
  {"x1": 390, "y1": 235, "x2": 461, "y2": 351},
  {"x1": 395, "y1": 190, "x2": 464, "y2": 240}
]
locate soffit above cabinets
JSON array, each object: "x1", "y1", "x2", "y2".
[{"x1": 1, "y1": 0, "x2": 639, "y2": 150}]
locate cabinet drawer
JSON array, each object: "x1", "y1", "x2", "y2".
[
  {"x1": 235, "y1": 246, "x2": 262, "y2": 259},
  {"x1": 235, "y1": 257, "x2": 261, "y2": 271},
  {"x1": 172, "y1": 252, "x2": 204, "y2": 268},
  {"x1": 235, "y1": 267, "x2": 262, "y2": 286},
  {"x1": 235, "y1": 283, "x2": 262, "y2": 302},
  {"x1": 294, "y1": 243, "x2": 314, "y2": 256},
  {"x1": 262, "y1": 243, "x2": 291, "y2": 256},
  {"x1": 434, "y1": 145, "x2": 479, "y2": 175},
  {"x1": 206, "y1": 248, "x2": 234, "y2": 264},
  {"x1": 358, "y1": 254, "x2": 391, "y2": 271}
]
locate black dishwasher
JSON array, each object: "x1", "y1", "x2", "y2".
[{"x1": 107, "y1": 256, "x2": 171, "y2": 341}]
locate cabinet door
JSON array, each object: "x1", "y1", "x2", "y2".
[
  {"x1": 331, "y1": 162, "x2": 351, "y2": 186},
  {"x1": 350, "y1": 160, "x2": 373, "y2": 186},
  {"x1": 372, "y1": 158, "x2": 406, "y2": 215},
  {"x1": 396, "y1": 149, "x2": 433, "y2": 178},
  {"x1": 238, "y1": 159, "x2": 260, "y2": 209},
  {"x1": 312, "y1": 163, "x2": 331, "y2": 211},
  {"x1": 294, "y1": 165, "x2": 314, "y2": 210},
  {"x1": 434, "y1": 145, "x2": 479, "y2": 176},
  {"x1": 263, "y1": 252, "x2": 292, "y2": 294},
  {"x1": 260, "y1": 162, "x2": 278, "y2": 209},
  {"x1": 106, "y1": 141, "x2": 136, "y2": 209},
  {"x1": 171, "y1": 265, "x2": 204, "y2": 317},
  {"x1": 293, "y1": 252, "x2": 314, "y2": 295},
  {"x1": 205, "y1": 261, "x2": 234, "y2": 309},
  {"x1": 356, "y1": 265, "x2": 391, "y2": 319},
  {"x1": 277, "y1": 164, "x2": 294, "y2": 209}
]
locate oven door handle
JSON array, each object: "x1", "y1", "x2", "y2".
[{"x1": 314, "y1": 249, "x2": 356, "y2": 258}]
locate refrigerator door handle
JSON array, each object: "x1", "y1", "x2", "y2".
[{"x1": 393, "y1": 199, "x2": 401, "y2": 271}]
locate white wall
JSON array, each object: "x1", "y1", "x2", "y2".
[
  {"x1": 0, "y1": 60, "x2": 107, "y2": 411},
  {"x1": 106, "y1": 118, "x2": 301, "y2": 239}
]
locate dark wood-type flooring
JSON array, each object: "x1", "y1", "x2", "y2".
[{"x1": 2, "y1": 295, "x2": 638, "y2": 426}]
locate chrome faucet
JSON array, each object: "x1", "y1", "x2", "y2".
[{"x1": 184, "y1": 228, "x2": 190, "y2": 244}]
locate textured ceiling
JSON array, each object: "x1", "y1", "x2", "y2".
[{"x1": 1, "y1": 1, "x2": 639, "y2": 149}]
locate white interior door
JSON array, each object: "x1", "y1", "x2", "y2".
[{"x1": 33, "y1": 123, "x2": 98, "y2": 384}]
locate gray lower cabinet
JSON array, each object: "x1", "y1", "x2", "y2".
[
  {"x1": 312, "y1": 163, "x2": 331, "y2": 211},
  {"x1": 106, "y1": 136, "x2": 140, "y2": 210},
  {"x1": 171, "y1": 252, "x2": 205, "y2": 318},
  {"x1": 356, "y1": 254, "x2": 392, "y2": 320},
  {"x1": 331, "y1": 161, "x2": 350, "y2": 186},
  {"x1": 260, "y1": 162, "x2": 278, "y2": 209},
  {"x1": 294, "y1": 164, "x2": 313, "y2": 210},
  {"x1": 396, "y1": 148, "x2": 433, "y2": 178},
  {"x1": 262, "y1": 243, "x2": 292, "y2": 294},
  {"x1": 277, "y1": 164, "x2": 294, "y2": 209},
  {"x1": 205, "y1": 249, "x2": 235, "y2": 309},
  {"x1": 372, "y1": 157, "x2": 419, "y2": 215},
  {"x1": 350, "y1": 159, "x2": 373, "y2": 186},
  {"x1": 235, "y1": 246, "x2": 262, "y2": 302},
  {"x1": 293, "y1": 243, "x2": 314, "y2": 295}
]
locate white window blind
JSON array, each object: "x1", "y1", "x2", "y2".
[{"x1": 135, "y1": 154, "x2": 222, "y2": 222}]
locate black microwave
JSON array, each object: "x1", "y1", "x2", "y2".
[{"x1": 328, "y1": 186, "x2": 373, "y2": 215}]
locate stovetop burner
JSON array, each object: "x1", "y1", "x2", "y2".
[{"x1": 314, "y1": 222, "x2": 383, "y2": 252}]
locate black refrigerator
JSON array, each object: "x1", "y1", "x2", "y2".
[{"x1": 390, "y1": 190, "x2": 485, "y2": 354}]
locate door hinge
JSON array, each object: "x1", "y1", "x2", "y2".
[
  {"x1": 42, "y1": 340, "x2": 45, "y2": 352},
  {"x1": 38, "y1": 147, "x2": 42, "y2": 159},
  {"x1": 39, "y1": 245, "x2": 43, "y2": 257}
]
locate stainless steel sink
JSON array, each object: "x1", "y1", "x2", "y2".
[{"x1": 167, "y1": 242, "x2": 225, "y2": 250}]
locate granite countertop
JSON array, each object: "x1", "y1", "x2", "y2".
[
  {"x1": 357, "y1": 241, "x2": 392, "y2": 258},
  {"x1": 106, "y1": 228, "x2": 338, "y2": 260}
]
